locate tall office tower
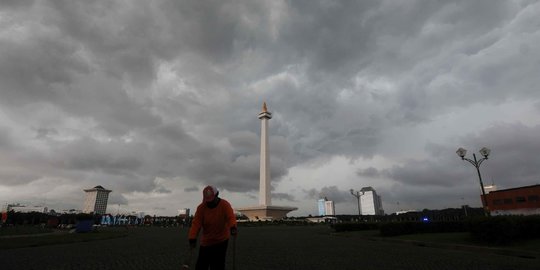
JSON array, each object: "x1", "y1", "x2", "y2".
[
  {"x1": 83, "y1": 185, "x2": 112, "y2": 215},
  {"x1": 324, "y1": 200, "x2": 335, "y2": 216},
  {"x1": 318, "y1": 198, "x2": 326, "y2": 216},
  {"x1": 317, "y1": 197, "x2": 336, "y2": 216},
  {"x1": 360, "y1": 187, "x2": 384, "y2": 215}
]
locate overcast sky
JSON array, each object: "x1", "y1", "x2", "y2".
[{"x1": 1, "y1": 0, "x2": 540, "y2": 216}]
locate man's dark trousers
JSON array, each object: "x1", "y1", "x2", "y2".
[{"x1": 196, "y1": 239, "x2": 229, "y2": 270}]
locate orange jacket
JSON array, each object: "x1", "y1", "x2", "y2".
[{"x1": 188, "y1": 198, "x2": 237, "y2": 246}]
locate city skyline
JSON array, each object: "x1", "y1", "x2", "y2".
[{"x1": 1, "y1": 1, "x2": 540, "y2": 216}]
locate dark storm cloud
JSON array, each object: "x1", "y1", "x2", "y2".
[
  {"x1": 269, "y1": 81, "x2": 384, "y2": 160},
  {"x1": 272, "y1": 192, "x2": 296, "y2": 202},
  {"x1": 228, "y1": 131, "x2": 259, "y2": 157},
  {"x1": 280, "y1": 0, "x2": 380, "y2": 76},
  {"x1": 0, "y1": 172, "x2": 40, "y2": 186},
  {"x1": 386, "y1": 124, "x2": 540, "y2": 188},
  {"x1": 384, "y1": 1, "x2": 540, "y2": 124},
  {"x1": 154, "y1": 186, "x2": 172, "y2": 194},
  {"x1": 46, "y1": 1, "x2": 166, "y2": 85},
  {"x1": 34, "y1": 127, "x2": 59, "y2": 139},
  {"x1": 0, "y1": 0, "x2": 35, "y2": 9},
  {"x1": 59, "y1": 137, "x2": 145, "y2": 174},
  {"x1": 108, "y1": 193, "x2": 128, "y2": 205},
  {"x1": 304, "y1": 186, "x2": 351, "y2": 203},
  {"x1": 465, "y1": 123, "x2": 540, "y2": 187},
  {"x1": 0, "y1": 127, "x2": 14, "y2": 150},
  {"x1": 262, "y1": 1, "x2": 540, "y2": 160},
  {"x1": 357, "y1": 167, "x2": 381, "y2": 178},
  {"x1": 0, "y1": 30, "x2": 90, "y2": 105},
  {"x1": 1, "y1": 0, "x2": 539, "y2": 214},
  {"x1": 0, "y1": 0, "x2": 289, "y2": 195},
  {"x1": 384, "y1": 160, "x2": 465, "y2": 188},
  {"x1": 381, "y1": 123, "x2": 540, "y2": 209},
  {"x1": 535, "y1": 101, "x2": 540, "y2": 111},
  {"x1": 184, "y1": 186, "x2": 199, "y2": 192}
]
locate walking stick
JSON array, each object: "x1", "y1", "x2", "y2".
[
  {"x1": 182, "y1": 247, "x2": 193, "y2": 270},
  {"x1": 232, "y1": 235, "x2": 237, "y2": 270}
]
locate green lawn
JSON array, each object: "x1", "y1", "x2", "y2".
[
  {"x1": 395, "y1": 232, "x2": 540, "y2": 251},
  {"x1": 4, "y1": 225, "x2": 540, "y2": 256},
  {"x1": 338, "y1": 230, "x2": 540, "y2": 254},
  {"x1": 0, "y1": 226, "x2": 54, "y2": 236},
  {"x1": 0, "y1": 228, "x2": 128, "y2": 250},
  {"x1": 395, "y1": 232, "x2": 477, "y2": 245}
]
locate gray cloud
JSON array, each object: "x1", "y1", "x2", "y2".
[
  {"x1": 108, "y1": 193, "x2": 129, "y2": 205},
  {"x1": 272, "y1": 192, "x2": 296, "y2": 202},
  {"x1": 304, "y1": 186, "x2": 351, "y2": 204},
  {"x1": 34, "y1": 127, "x2": 59, "y2": 139},
  {"x1": 154, "y1": 186, "x2": 172, "y2": 194},
  {"x1": 375, "y1": 123, "x2": 540, "y2": 211},
  {"x1": 357, "y1": 167, "x2": 381, "y2": 178},
  {"x1": 0, "y1": 0, "x2": 35, "y2": 9},
  {"x1": 1, "y1": 0, "x2": 539, "y2": 215},
  {"x1": 184, "y1": 186, "x2": 199, "y2": 193},
  {"x1": 387, "y1": 123, "x2": 540, "y2": 189}
]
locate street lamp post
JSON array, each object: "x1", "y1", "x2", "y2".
[
  {"x1": 350, "y1": 189, "x2": 364, "y2": 217},
  {"x1": 456, "y1": 147, "x2": 491, "y2": 216}
]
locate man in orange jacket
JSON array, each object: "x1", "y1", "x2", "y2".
[{"x1": 188, "y1": 185, "x2": 237, "y2": 270}]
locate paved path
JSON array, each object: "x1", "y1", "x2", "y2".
[{"x1": 0, "y1": 226, "x2": 538, "y2": 269}]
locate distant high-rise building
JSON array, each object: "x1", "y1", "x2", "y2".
[
  {"x1": 360, "y1": 187, "x2": 384, "y2": 215},
  {"x1": 324, "y1": 200, "x2": 335, "y2": 216},
  {"x1": 178, "y1": 208, "x2": 190, "y2": 218},
  {"x1": 317, "y1": 197, "x2": 335, "y2": 216},
  {"x1": 83, "y1": 185, "x2": 112, "y2": 215},
  {"x1": 317, "y1": 198, "x2": 326, "y2": 216}
]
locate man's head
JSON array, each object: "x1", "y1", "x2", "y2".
[{"x1": 202, "y1": 185, "x2": 219, "y2": 202}]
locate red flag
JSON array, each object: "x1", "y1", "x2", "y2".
[{"x1": 1, "y1": 212, "x2": 7, "y2": 223}]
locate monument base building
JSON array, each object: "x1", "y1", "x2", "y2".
[{"x1": 237, "y1": 205, "x2": 297, "y2": 221}]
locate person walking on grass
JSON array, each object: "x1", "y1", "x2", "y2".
[{"x1": 188, "y1": 185, "x2": 238, "y2": 270}]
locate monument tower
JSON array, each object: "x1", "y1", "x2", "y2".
[
  {"x1": 237, "y1": 103, "x2": 297, "y2": 220},
  {"x1": 259, "y1": 102, "x2": 272, "y2": 206}
]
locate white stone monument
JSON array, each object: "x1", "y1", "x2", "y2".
[{"x1": 237, "y1": 103, "x2": 297, "y2": 220}]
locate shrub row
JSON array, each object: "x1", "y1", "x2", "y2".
[
  {"x1": 379, "y1": 221, "x2": 467, "y2": 236},
  {"x1": 332, "y1": 215, "x2": 540, "y2": 245},
  {"x1": 468, "y1": 215, "x2": 540, "y2": 244},
  {"x1": 238, "y1": 220, "x2": 320, "y2": 227}
]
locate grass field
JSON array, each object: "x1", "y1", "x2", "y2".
[
  {"x1": 0, "y1": 226, "x2": 128, "y2": 250},
  {"x1": 0, "y1": 226, "x2": 53, "y2": 236},
  {"x1": 3, "y1": 224, "x2": 540, "y2": 254},
  {"x1": 393, "y1": 232, "x2": 540, "y2": 252},
  {"x1": 335, "y1": 229, "x2": 540, "y2": 254},
  {"x1": 1, "y1": 225, "x2": 539, "y2": 270}
]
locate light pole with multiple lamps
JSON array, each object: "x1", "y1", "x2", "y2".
[
  {"x1": 350, "y1": 189, "x2": 364, "y2": 217},
  {"x1": 456, "y1": 147, "x2": 491, "y2": 216}
]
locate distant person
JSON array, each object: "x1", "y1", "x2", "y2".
[{"x1": 188, "y1": 185, "x2": 237, "y2": 270}]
